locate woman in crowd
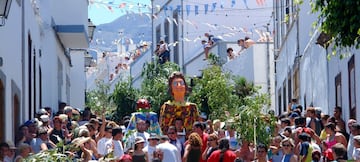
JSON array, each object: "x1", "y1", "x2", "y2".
[
  {"x1": 132, "y1": 137, "x2": 148, "y2": 162},
  {"x1": 183, "y1": 132, "x2": 202, "y2": 162},
  {"x1": 202, "y1": 133, "x2": 219, "y2": 160},
  {"x1": 324, "y1": 123, "x2": 347, "y2": 149},
  {"x1": 14, "y1": 143, "x2": 32, "y2": 162},
  {"x1": 207, "y1": 138, "x2": 236, "y2": 162},
  {"x1": 71, "y1": 137, "x2": 95, "y2": 161},
  {"x1": 269, "y1": 136, "x2": 283, "y2": 162},
  {"x1": 280, "y1": 138, "x2": 297, "y2": 162}
]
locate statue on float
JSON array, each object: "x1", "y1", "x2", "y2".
[
  {"x1": 159, "y1": 71, "x2": 200, "y2": 136},
  {"x1": 125, "y1": 98, "x2": 162, "y2": 136}
]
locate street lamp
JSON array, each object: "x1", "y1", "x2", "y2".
[
  {"x1": 88, "y1": 18, "x2": 96, "y2": 41},
  {"x1": 0, "y1": 0, "x2": 12, "y2": 26},
  {"x1": 84, "y1": 52, "x2": 92, "y2": 67}
]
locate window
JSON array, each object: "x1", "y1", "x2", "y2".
[
  {"x1": 293, "y1": 68, "x2": 300, "y2": 99},
  {"x1": 173, "y1": 11, "x2": 179, "y2": 64},
  {"x1": 278, "y1": 89, "x2": 282, "y2": 114},
  {"x1": 13, "y1": 94, "x2": 20, "y2": 140},
  {"x1": 156, "y1": 25, "x2": 161, "y2": 44},
  {"x1": 164, "y1": 19, "x2": 170, "y2": 44},
  {"x1": 348, "y1": 55, "x2": 356, "y2": 119},
  {"x1": 288, "y1": 76, "x2": 292, "y2": 103},
  {"x1": 12, "y1": 81, "x2": 20, "y2": 142},
  {"x1": 0, "y1": 76, "x2": 4, "y2": 141},
  {"x1": 28, "y1": 34, "x2": 35, "y2": 118},
  {"x1": 58, "y1": 58, "x2": 63, "y2": 101},
  {"x1": 335, "y1": 73, "x2": 342, "y2": 107},
  {"x1": 283, "y1": 81, "x2": 287, "y2": 112},
  {"x1": 39, "y1": 66, "x2": 42, "y2": 108},
  {"x1": 66, "y1": 75, "x2": 70, "y2": 104}
]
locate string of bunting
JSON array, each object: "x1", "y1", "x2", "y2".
[{"x1": 89, "y1": 0, "x2": 268, "y2": 15}]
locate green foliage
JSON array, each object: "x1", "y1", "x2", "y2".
[
  {"x1": 207, "y1": 53, "x2": 224, "y2": 66},
  {"x1": 140, "y1": 61, "x2": 180, "y2": 113},
  {"x1": 188, "y1": 65, "x2": 239, "y2": 120},
  {"x1": 188, "y1": 64, "x2": 274, "y2": 145},
  {"x1": 25, "y1": 150, "x2": 72, "y2": 162},
  {"x1": 311, "y1": 0, "x2": 360, "y2": 50},
  {"x1": 111, "y1": 78, "x2": 139, "y2": 122},
  {"x1": 231, "y1": 93, "x2": 275, "y2": 146},
  {"x1": 232, "y1": 76, "x2": 258, "y2": 102},
  {"x1": 24, "y1": 141, "x2": 75, "y2": 162},
  {"x1": 85, "y1": 80, "x2": 116, "y2": 116}
]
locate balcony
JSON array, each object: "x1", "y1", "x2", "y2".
[{"x1": 51, "y1": 0, "x2": 89, "y2": 48}]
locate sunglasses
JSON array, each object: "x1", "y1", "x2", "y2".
[
  {"x1": 282, "y1": 144, "x2": 291, "y2": 147},
  {"x1": 172, "y1": 81, "x2": 185, "y2": 86}
]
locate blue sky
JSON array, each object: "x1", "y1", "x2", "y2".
[{"x1": 88, "y1": 0, "x2": 151, "y2": 25}]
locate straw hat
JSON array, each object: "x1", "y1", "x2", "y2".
[
  {"x1": 134, "y1": 137, "x2": 145, "y2": 145},
  {"x1": 213, "y1": 119, "x2": 225, "y2": 129},
  {"x1": 17, "y1": 143, "x2": 31, "y2": 152},
  {"x1": 71, "y1": 137, "x2": 91, "y2": 147}
]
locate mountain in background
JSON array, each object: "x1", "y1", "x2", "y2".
[{"x1": 90, "y1": 13, "x2": 152, "y2": 51}]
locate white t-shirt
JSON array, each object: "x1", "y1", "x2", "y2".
[
  {"x1": 156, "y1": 142, "x2": 181, "y2": 162},
  {"x1": 348, "y1": 135, "x2": 355, "y2": 160},
  {"x1": 97, "y1": 137, "x2": 112, "y2": 156},
  {"x1": 143, "y1": 145, "x2": 157, "y2": 162},
  {"x1": 125, "y1": 131, "x2": 150, "y2": 151},
  {"x1": 353, "y1": 148, "x2": 360, "y2": 160},
  {"x1": 106, "y1": 139, "x2": 124, "y2": 159}
]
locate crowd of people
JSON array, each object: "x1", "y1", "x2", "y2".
[
  {"x1": 1, "y1": 102, "x2": 358, "y2": 162},
  {"x1": 0, "y1": 80, "x2": 359, "y2": 162}
]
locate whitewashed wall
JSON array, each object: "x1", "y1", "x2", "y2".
[
  {"x1": 274, "y1": 0, "x2": 360, "y2": 122},
  {"x1": 152, "y1": 0, "x2": 273, "y2": 72},
  {"x1": 0, "y1": 0, "x2": 88, "y2": 141}
]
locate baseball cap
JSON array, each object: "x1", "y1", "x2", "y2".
[
  {"x1": 24, "y1": 119, "x2": 36, "y2": 126},
  {"x1": 40, "y1": 115, "x2": 49, "y2": 122}
]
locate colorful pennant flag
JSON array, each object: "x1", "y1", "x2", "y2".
[
  {"x1": 256, "y1": 0, "x2": 266, "y2": 6},
  {"x1": 211, "y1": 3, "x2": 217, "y2": 12},
  {"x1": 195, "y1": 5, "x2": 199, "y2": 15},
  {"x1": 176, "y1": 5, "x2": 181, "y2": 14},
  {"x1": 186, "y1": 5, "x2": 191, "y2": 16},
  {"x1": 204, "y1": 4, "x2": 209, "y2": 14},
  {"x1": 243, "y1": 0, "x2": 249, "y2": 9},
  {"x1": 119, "y1": 3, "x2": 126, "y2": 8}
]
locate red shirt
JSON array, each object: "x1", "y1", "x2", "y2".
[
  {"x1": 200, "y1": 133, "x2": 208, "y2": 162},
  {"x1": 207, "y1": 150, "x2": 237, "y2": 162}
]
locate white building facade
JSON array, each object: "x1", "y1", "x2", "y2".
[
  {"x1": 274, "y1": 0, "x2": 360, "y2": 121},
  {"x1": 150, "y1": 0, "x2": 273, "y2": 72},
  {"x1": 0, "y1": 0, "x2": 89, "y2": 141}
]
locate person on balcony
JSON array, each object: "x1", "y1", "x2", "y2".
[
  {"x1": 227, "y1": 48, "x2": 235, "y2": 61},
  {"x1": 158, "y1": 40, "x2": 170, "y2": 64}
]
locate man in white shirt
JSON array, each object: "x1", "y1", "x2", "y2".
[
  {"x1": 106, "y1": 127, "x2": 124, "y2": 160},
  {"x1": 349, "y1": 121, "x2": 360, "y2": 160},
  {"x1": 97, "y1": 126, "x2": 113, "y2": 157},
  {"x1": 125, "y1": 119, "x2": 150, "y2": 151},
  {"x1": 143, "y1": 134, "x2": 159, "y2": 162},
  {"x1": 156, "y1": 135, "x2": 181, "y2": 162}
]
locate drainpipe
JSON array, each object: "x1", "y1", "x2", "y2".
[
  {"x1": 151, "y1": 0, "x2": 154, "y2": 62},
  {"x1": 265, "y1": 24, "x2": 271, "y2": 99},
  {"x1": 296, "y1": 5, "x2": 301, "y2": 105},
  {"x1": 181, "y1": 0, "x2": 185, "y2": 73}
]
